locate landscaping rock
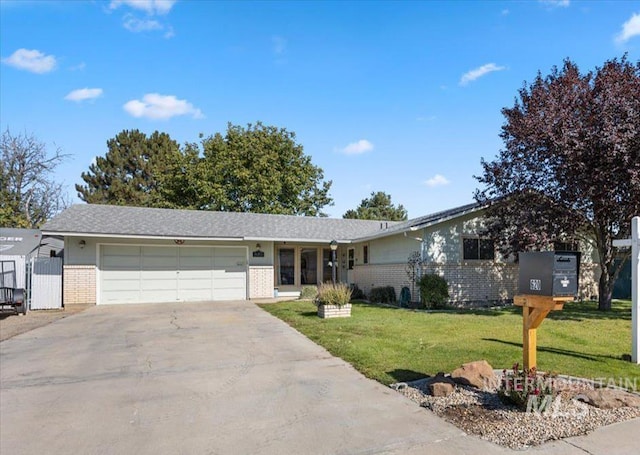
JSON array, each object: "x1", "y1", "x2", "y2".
[
  {"x1": 576, "y1": 389, "x2": 640, "y2": 409},
  {"x1": 451, "y1": 360, "x2": 497, "y2": 390},
  {"x1": 430, "y1": 381, "x2": 455, "y2": 397}
]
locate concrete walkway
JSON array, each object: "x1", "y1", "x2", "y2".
[{"x1": 0, "y1": 301, "x2": 636, "y2": 454}]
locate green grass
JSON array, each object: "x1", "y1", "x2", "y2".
[{"x1": 259, "y1": 300, "x2": 639, "y2": 387}]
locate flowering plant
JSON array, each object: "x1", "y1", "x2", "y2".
[{"x1": 498, "y1": 363, "x2": 557, "y2": 410}]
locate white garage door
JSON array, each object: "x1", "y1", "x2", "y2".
[{"x1": 100, "y1": 245, "x2": 247, "y2": 304}]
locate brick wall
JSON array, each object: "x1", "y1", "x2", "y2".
[
  {"x1": 63, "y1": 265, "x2": 96, "y2": 306},
  {"x1": 249, "y1": 266, "x2": 274, "y2": 299},
  {"x1": 352, "y1": 261, "x2": 599, "y2": 305},
  {"x1": 425, "y1": 262, "x2": 518, "y2": 303},
  {"x1": 352, "y1": 264, "x2": 409, "y2": 300}
]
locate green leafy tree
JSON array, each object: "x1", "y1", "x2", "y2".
[
  {"x1": 475, "y1": 56, "x2": 640, "y2": 311},
  {"x1": 76, "y1": 129, "x2": 181, "y2": 207},
  {"x1": 166, "y1": 122, "x2": 333, "y2": 216},
  {"x1": 1, "y1": 129, "x2": 69, "y2": 228},
  {"x1": 343, "y1": 191, "x2": 408, "y2": 221}
]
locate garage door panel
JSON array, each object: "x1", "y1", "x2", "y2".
[
  {"x1": 141, "y1": 277, "x2": 177, "y2": 289},
  {"x1": 142, "y1": 246, "x2": 177, "y2": 256},
  {"x1": 103, "y1": 245, "x2": 141, "y2": 256},
  {"x1": 102, "y1": 255, "x2": 141, "y2": 269},
  {"x1": 100, "y1": 245, "x2": 246, "y2": 304},
  {"x1": 179, "y1": 269, "x2": 212, "y2": 280},
  {"x1": 180, "y1": 257, "x2": 213, "y2": 269},
  {"x1": 102, "y1": 270, "x2": 141, "y2": 281},
  {"x1": 102, "y1": 278, "x2": 141, "y2": 292},
  {"x1": 141, "y1": 270, "x2": 177, "y2": 280},
  {"x1": 142, "y1": 257, "x2": 178, "y2": 269},
  {"x1": 180, "y1": 247, "x2": 213, "y2": 257}
]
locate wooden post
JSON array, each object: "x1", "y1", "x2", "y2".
[{"x1": 514, "y1": 295, "x2": 571, "y2": 370}]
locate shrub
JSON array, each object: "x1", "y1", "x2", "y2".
[
  {"x1": 498, "y1": 364, "x2": 557, "y2": 412},
  {"x1": 314, "y1": 283, "x2": 352, "y2": 307},
  {"x1": 369, "y1": 286, "x2": 396, "y2": 304},
  {"x1": 350, "y1": 284, "x2": 366, "y2": 301},
  {"x1": 299, "y1": 285, "x2": 318, "y2": 300},
  {"x1": 418, "y1": 274, "x2": 449, "y2": 309}
]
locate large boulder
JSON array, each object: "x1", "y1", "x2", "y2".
[
  {"x1": 426, "y1": 373, "x2": 457, "y2": 397},
  {"x1": 451, "y1": 360, "x2": 497, "y2": 390},
  {"x1": 429, "y1": 381, "x2": 455, "y2": 397},
  {"x1": 576, "y1": 389, "x2": 640, "y2": 409}
]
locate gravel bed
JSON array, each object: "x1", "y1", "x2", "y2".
[{"x1": 392, "y1": 378, "x2": 640, "y2": 450}]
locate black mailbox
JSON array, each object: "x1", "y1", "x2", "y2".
[{"x1": 518, "y1": 251, "x2": 581, "y2": 297}]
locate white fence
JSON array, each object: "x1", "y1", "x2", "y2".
[
  {"x1": 29, "y1": 257, "x2": 63, "y2": 310},
  {"x1": 1, "y1": 256, "x2": 62, "y2": 310}
]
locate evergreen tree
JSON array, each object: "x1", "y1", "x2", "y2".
[
  {"x1": 76, "y1": 129, "x2": 181, "y2": 207},
  {"x1": 343, "y1": 191, "x2": 408, "y2": 221}
]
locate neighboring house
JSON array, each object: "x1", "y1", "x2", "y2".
[
  {"x1": 1, "y1": 228, "x2": 65, "y2": 310},
  {"x1": 41, "y1": 203, "x2": 600, "y2": 307},
  {"x1": 1, "y1": 229, "x2": 43, "y2": 290}
]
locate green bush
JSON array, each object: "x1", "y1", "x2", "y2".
[
  {"x1": 314, "y1": 283, "x2": 352, "y2": 307},
  {"x1": 299, "y1": 285, "x2": 318, "y2": 300},
  {"x1": 350, "y1": 284, "x2": 366, "y2": 301},
  {"x1": 369, "y1": 286, "x2": 396, "y2": 304},
  {"x1": 418, "y1": 274, "x2": 449, "y2": 309}
]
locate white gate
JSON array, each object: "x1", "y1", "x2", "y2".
[{"x1": 30, "y1": 257, "x2": 62, "y2": 310}]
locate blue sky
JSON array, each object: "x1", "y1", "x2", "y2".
[{"x1": 1, "y1": 0, "x2": 639, "y2": 218}]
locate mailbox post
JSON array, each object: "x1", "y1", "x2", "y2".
[{"x1": 515, "y1": 251, "x2": 581, "y2": 370}]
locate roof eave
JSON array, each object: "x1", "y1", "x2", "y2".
[{"x1": 351, "y1": 204, "x2": 488, "y2": 242}]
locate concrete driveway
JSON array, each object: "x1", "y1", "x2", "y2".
[{"x1": 0, "y1": 301, "x2": 632, "y2": 454}]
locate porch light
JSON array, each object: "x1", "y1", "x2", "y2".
[{"x1": 79, "y1": 240, "x2": 86, "y2": 249}]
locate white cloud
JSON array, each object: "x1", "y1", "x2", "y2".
[
  {"x1": 341, "y1": 139, "x2": 374, "y2": 155},
  {"x1": 123, "y1": 93, "x2": 204, "y2": 120},
  {"x1": 64, "y1": 88, "x2": 103, "y2": 102},
  {"x1": 459, "y1": 63, "x2": 506, "y2": 86},
  {"x1": 539, "y1": 0, "x2": 570, "y2": 7},
  {"x1": 1, "y1": 48, "x2": 56, "y2": 74},
  {"x1": 164, "y1": 26, "x2": 175, "y2": 39},
  {"x1": 615, "y1": 13, "x2": 640, "y2": 44},
  {"x1": 501, "y1": 9, "x2": 510, "y2": 16},
  {"x1": 423, "y1": 174, "x2": 450, "y2": 188},
  {"x1": 69, "y1": 62, "x2": 86, "y2": 71},
  {"x1": 123, "y1": 14, "x2": 162, "y2": 32},
  {"x1": 110, "y1": 0, "x2": 176, "y2": 15}
]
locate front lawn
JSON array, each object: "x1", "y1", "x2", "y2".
[{"x1": 259, "y1": 300, "x2": 639, "y2": 386}]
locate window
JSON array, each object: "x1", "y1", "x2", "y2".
[
  {"x1": 278, "y1": 248, "x2": 295, "y2": 285},
  {"x1": 322, "y1": 248, "x2": 333, "y2": 283},
  {"x1": 348, "y1": 248, "x2": 354, "y2": 270},
  {"x1": 300, "y1": 248, "x2": 318, "y2": 284},
  {"x1": 363, "y1": 245, "x2": 369, "y2": 264},
  {"x1": 463, "y1": 238, "x2": 495, "y2": 260}
]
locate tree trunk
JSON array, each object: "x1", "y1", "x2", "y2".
[{"x1": 598, "y1": 270, "x2": 613, "y2": 311}]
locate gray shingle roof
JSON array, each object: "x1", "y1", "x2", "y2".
[
  {"x1": 351, "y1": 201, "x2": 487, "y2": 241},
  {"x1": 42, "y1": 204, "x2": 400, "y2": 242}
]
